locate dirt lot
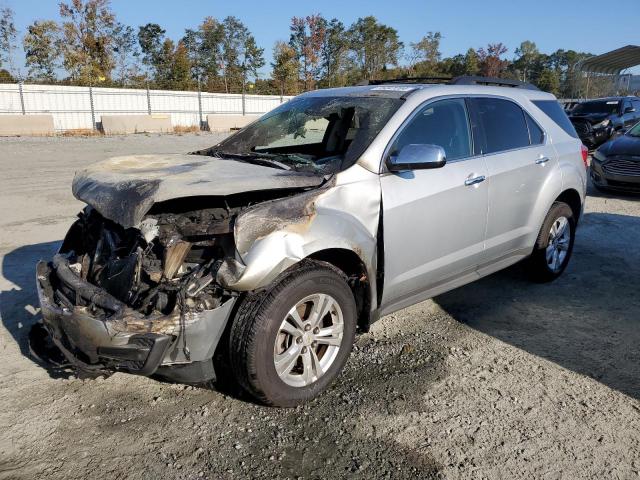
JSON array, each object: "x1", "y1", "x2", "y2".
[{"x1": 0, "y1": 134, "x2": 638, "y2": 480}]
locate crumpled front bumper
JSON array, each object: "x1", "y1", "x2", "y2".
[{"x1": 35, "y1": 259, "x2": 237, "y2": 378}]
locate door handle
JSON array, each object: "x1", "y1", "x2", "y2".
[
  {"x1": 536, "y1": 156, "x2": 550, "y2": 165},
  {"x1": 464, "y1": 175, "x2": 486, "y2": 186}
]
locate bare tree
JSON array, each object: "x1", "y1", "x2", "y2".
[
  {"x1": 112, "y1": 23, "x2": 140, "y2": 85},
  {"x1": 0, "y1": 6, "x2": 18, "y2": 78},
  {"x1": 477, "y1": 43, "x2": 509, "y2": 78}
]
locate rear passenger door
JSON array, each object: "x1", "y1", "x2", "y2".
[{"x1": 469, "y1": 97, "x2": 558, "y2": 269}]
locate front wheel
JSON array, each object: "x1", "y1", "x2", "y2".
[
  {"x1": 228, "y1": 260, "x2": 357, "y2": 407},
  {"x1": 526, "y1": 201, "x2": 576, "y2": 282}
]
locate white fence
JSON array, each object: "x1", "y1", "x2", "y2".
[{"x1": 0, "y1": 83, "x2": 293, "y2": 131}]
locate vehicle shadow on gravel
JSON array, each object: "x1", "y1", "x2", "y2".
[
  {"x1": 0, "y1": 241, "x2": 73, "y2": 377},
  {"x1": 435, "y1": 211, "x2": 640, "y2": 400}
]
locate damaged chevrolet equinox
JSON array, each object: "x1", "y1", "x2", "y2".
[{"x1": 36, "y1": 77, "x2": 587, "y2": 406}]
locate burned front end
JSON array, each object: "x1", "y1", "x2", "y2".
[
  {"x1": 570, "y1": 116, "x2": 614, "y2": 149},
  {"x1": 36, "y1": 201, "x2": 247, "y2": 383}
]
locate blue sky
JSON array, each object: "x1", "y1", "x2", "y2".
[{"x1": 4, "y1": 0, "x2": 640, "y2": 75}]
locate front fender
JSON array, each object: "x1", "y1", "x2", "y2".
[{"x1": 224, "y1": 166, "x2": 381, "y2": 292}]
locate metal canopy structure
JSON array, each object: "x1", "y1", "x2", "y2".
[{"x1": 578, "y1": 45, "x2": 640, "y2": 74}]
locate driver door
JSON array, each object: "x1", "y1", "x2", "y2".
[{"x1": 380, "y1": 98, "x2": 489, "y2": 312}]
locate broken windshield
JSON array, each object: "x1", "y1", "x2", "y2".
[
  {"x1": 572, "y1": 100, "x2": 620, "y2": 115},
  {"x1": 205, "y1": 95, "x2": 404, "y2": 173}
]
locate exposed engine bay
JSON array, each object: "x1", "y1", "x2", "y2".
[{"x1": 55, "y1": 190, "x2": 304, "y2": 320}]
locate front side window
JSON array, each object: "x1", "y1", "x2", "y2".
[
  {"x1": 391, "y1": 98, "x2": 472, "y2": 161},
  {"x1": 472, "y1": 98, "x2": 530, "y2": 154}
]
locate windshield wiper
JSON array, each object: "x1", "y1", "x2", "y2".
[
  {"x1": 209, "y1": 150, "x2": 291, "y2": 170},
  {"x1": 256, "y1": 152, "x2": 316, "y2": 166}
]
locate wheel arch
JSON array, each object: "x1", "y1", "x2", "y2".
[
  {"x1": 306, "y1": 248, "x2": 373, "y2": 332},
  {"x1": 555, "y1": 188, "x2": 583, "y2": 223}
]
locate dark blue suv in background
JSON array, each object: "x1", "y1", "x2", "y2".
[{"x1": 569, "y1": 96, "x2": 640, "y2": 148}]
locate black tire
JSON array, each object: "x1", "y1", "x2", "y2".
[
  {"x1": 526, "y1": 201, "x2": 576, "y2": 282},
  {"x1": 228, "y1": 260, "x2": 357, "y2": 407}
]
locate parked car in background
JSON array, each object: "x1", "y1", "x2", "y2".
[
  {"x1": 562, "y1": 100, "x2": 581, "y2": 113},
  {"x1": 35, "y1": 77, "x2": 587, "y2": 406},
  {"x1": 591, "y1": 120, "x2": 640, "y2": 192},
  {"x1": 569, "y1": 96, "x2": 640, "y2": 149}
]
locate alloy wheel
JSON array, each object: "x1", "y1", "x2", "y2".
[
  {"x1": 546, "y1": 216, "x2": 570, "y2": 272},
  {"x1": 273, "y1": 293, "x2": 344, "y2": 387}
]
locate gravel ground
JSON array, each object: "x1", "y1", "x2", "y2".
[{"x1": 0, "y1": 134, "x2": 638, "y2": 479}]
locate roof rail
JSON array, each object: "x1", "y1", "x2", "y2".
[
  {"x1": 357, "y1": 76, "x2": 452, "y2": 86},
  {"x1": 450, "y1": 75, "x2": 539, "y2": 90},
  {"x1": 356, "y1": 75, "x2": 540, "y2": 90}
]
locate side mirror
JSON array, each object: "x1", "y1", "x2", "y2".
[
  {"x1": 387, "y1": 144, "x2": 447, "y2": 172},
  {"x1": 624, "y1": 106, "x2": 636, "y2": 114}
]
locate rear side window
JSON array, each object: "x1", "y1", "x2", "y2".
[
  {"x1": 532, "y1": 100, "x2": 579, "y2": 138},
  {"x1": 524, "y1": 112, "x2": 545, "y2": 145},
  {"x1": 471, "y1": 98, "x2": 530, "y2": 154}
]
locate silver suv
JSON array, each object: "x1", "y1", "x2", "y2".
[{"x1": 36, "y1": 77, "x2": 587, "y2": 406}]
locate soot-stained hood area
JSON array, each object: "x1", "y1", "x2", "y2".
[{"x1": 72, "y1": 154, "x2": 326, "y2": 228}]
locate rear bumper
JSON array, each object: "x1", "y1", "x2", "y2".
[{"x1": 36, "y1": 259, "x2": 236, "y2": 379}]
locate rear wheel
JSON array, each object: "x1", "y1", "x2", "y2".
[
  {"x1": 526, "y1": 202, "x2": 576, "y2": 282},
  {"x1": 229, "y1": 261, "x2": 357, "y2": 407}
]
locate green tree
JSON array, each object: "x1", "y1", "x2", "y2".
[
  {"x1": 409, "y1": 32, "x2": 442, "y2": 76},
  {"x1": 439, "y1": 54, "x2": 466, "y2": 77},
  {"x1": 220, "y1": 16, "x2": 264, "y2": 93},
  {"x1": 151, "y1": 38, "x2": 191, "y2": 90},
  {"x1": 513, "y1": 40, "x2": 541, "y2": 82},
  {"x1": 289, "y1": 14, "x2": 326, "y2": 90},
  {"x1": 536, "y1": 68, "x2": 560, "y2": 95},
  {"x1": 549, "y1": 49, "x2": 593, "y2": 97},
  {"x1": 0, "y1": 6, "x2": 18, "y2": 77},
  {"x1": 182, "y1": 17, "x2": 224, "y2": 88},
  {"x1": 319, "y1": 18, "x2": 347, "y2": 87},
  {"x1": 463, "y1": 48, "x2": 480, "y2": 75},
  {"x1": 23, "y1": 20, "x2": 60, "y2": 81},
  {"x1": 347, "y1": 16, "x2": 403, "y2": 81},
  {"x1": 112, "y1": 23, "x2": 140, "y2": 85},
  {"x1": 59, "y1": 0, "x2": 117, "y2": 84},
  {"x1": 138, "y1": 23, "x2": 165, "y2": 69},
  {"x1": 271, "y1": 41, "x2": 298, "y2": 97}
]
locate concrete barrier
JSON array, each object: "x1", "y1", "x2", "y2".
[
  {"x1": 0, "y1": 115, "x2": 55, "y2": 136},
  {"x1": 206, "y1": 114, "x2": 260, "y2": 131},
  {"x1": 101, "y1": 114, "x2": 172, "y2": 134}
]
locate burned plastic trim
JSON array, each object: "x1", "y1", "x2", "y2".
[
  {"x1": 36, "y1": 259, "x2": 237, "y2": 379},
  {"x1": 224, "y1": 165, "x2": 382, "y2": 327}
]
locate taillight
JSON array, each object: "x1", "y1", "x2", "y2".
[{"x1": 581, "y1": 144, "x2": 589, "y2": 168}]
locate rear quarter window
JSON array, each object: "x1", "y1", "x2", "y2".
[
  {"x1": 532, "y1": 100, "x2": 579, "y2": 139},
  {"x1": 471, "y1": 97, "x2": 530, "y2": 154}
]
